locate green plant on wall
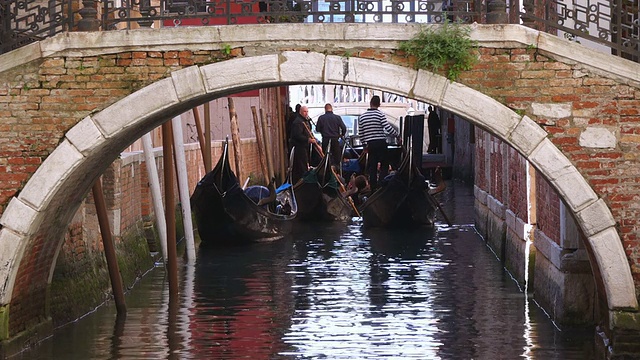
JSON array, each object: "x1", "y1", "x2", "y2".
[{"x1": 399, "y1": 21, "x2": 478, "y2": 81}]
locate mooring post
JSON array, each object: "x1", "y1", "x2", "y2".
[
  {"x1": 171, "y1": 116, "x2": 197, "y2": 262},
  {"x1": 204, "y1": 102, "x2": 212, "y2": 173},
  {"x1": 162, "y1": 122, "x2": 179, "y2": 300},
  {"x1": 92, "y1": 178, "x2": 127, "y2": 314},
  {"x1": 142, "y1": 133, "x2": 168, "y2": 262}
]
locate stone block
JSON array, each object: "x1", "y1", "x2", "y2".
[
  {"x1": 533, "y1": 249, "x2": 595, "y2": 326},
  {"x1": 579, "y1": 127, "x2": 617, "y2": 149},
  {"x1": 575, "y1": 199, "x2": 616, "y2": 237},
  {"x1": 486, "y1": 210, "x2": 506, "y2": 260},
  {"x1": 531, "y1": 102, "x2": 572, "y2": 119},
  {"x1": 0, "y1": 199, "x2": 40, "y2": 237},
  {"x1": 0, "y1": 229, "x2": 26, "y2": 304},
  {"x1": 201, "y1": 55, "x2": 279, "y2": 95},
  {"x1": 93, "y1": 78, "x2": 179, "y2": 137},
  {"x1": 587, "y1": 227, "x2": 637, "y2": 310},
  {"x1": 413, "y1": 70, "x2": 449, "y2": 106},
  {"x1": 551, "y1": 168, "x2": 598, "y2": 212},
  {"x1": 18, "y1": 140, "x2": 83, "y2": 211},
  {"x1": 504, "y1": 226, "x2": 533, "y2": 286},
  {"x1": 325, "y1": 55, "x2": 417, "y2": 97},
  {"x1": 474, "y1": 199, "x2": 489, "y2": 237},
  {"x1": 171, "y1": 65, "x2": 206, "y2": 101},
  {"x1": 280, "y1": 51, "x2": 326, "y2": 84},
  {"x1": 474, "y1": 185, "x2": 488, "y2": 205},
  {"x1": 65, "y1": 116, "x2": 106, "y2": 156},
  {"x1": 487, "y1": 194, "x2": 505, "y2": 219},
  {"x1": 529, "y1": 139, "x2": 574, "y2": 181},
  {"x1": 442, "y1": 82, "x2": 519, "y2": 139},
  {"x1": 0, "y1": 42, "x2": 41, "y2": 74},
  {"x1": 508, "y1": 115, "x2": 547, "y2": 156}
]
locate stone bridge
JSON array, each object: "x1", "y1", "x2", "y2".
[{"x1": 0, "y1": 23, "x2": 639, "y2": 352}]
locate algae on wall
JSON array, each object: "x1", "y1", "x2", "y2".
[{"x1": 49, "y1": 220, "x2": 155, "y2": 326}]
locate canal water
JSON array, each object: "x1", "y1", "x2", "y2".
[{"x1": 15, "y1": 182, "x2": 596, "y2": 359}]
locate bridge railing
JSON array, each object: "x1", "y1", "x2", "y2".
[{"x1": 1, "y1": 0, "x2": 638, "y2": 60}]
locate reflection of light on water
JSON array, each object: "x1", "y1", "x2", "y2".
[
  {"x1": 281, "y1": 225, "x2": 446, "y2": 359},
  {"x1": 522, "y1": 162, "x2": 534, "y2": 359},
  {"x1": 522, "y1": 224, "x2": 534, "y2": 359}
]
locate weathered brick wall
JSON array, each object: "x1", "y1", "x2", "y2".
[
  {"x1": 489, "y1": 136, "x2": 504, "y2": 203},
  {"x1": 474, "y1": 129, "x2": 487, "y2": 191},
  {"x1": 507, "y1": 147, "x2": 529, "y2": 222},
  {"x1": 535, "y1": 172, "x2": 561, "y2": 244}
]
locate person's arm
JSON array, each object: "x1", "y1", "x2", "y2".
[
  {"x1": 315, "y1": 117, "x2": 324, "y2": 134},
  {"x1": 338, "y1": 115, "x2": 347, "y2": 137},
  {"x1": 383, "y1": 120, "x2": 398, "y2": 137}
]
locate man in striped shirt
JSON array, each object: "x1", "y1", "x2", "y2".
[{"x1": 357, "y1": 95, "x2": 399, "y2": 191}]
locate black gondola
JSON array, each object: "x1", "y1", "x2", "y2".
[
  {"x1": 190, "y1": 139, "x2": 297, "y2": 245},
  {"x1": 293, "y1": 147, "x2": 354, "y2": 222},
  {"x1": 360, "y1": 146, "x2": 439, "y2": 228}
]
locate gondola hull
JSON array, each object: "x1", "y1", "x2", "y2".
[
  {"x1": 360, "y1": 153, "x2": 437, "y2": 228},
  {"x1": 294, "y1": 181, "x2": 353, "y2": 222},
  {"x1": 293, "y1": 150, "x2": 354, "y2": 222},
  {"x1": 191, "y1": 141, "x2": 297, "y2": 245}
]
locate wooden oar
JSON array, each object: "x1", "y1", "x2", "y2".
[
  {"x1": 303, "y1": 123, "x2": 361, "y2": 217},
  {"x1": 422, "y1": 167, "x2": 451, "y2": 226}
]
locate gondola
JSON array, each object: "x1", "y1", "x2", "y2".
[
  {"x1": 190, "y1": 139, "x2": 297, "y2": 245},
  {"x1": 293, "y1": 147, "x2": 354, "y2": 222},
  {"x1": 360, "y1": 146, "x2": 440, "y2": 228}
]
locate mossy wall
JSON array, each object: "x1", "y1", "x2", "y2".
[{"x1": 49, "y1": 221, "x2": 155, "y2": 326}]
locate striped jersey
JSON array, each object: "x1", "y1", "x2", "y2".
[{"x1": 357, "y1": 108, "x2": 398, "y2": 144}]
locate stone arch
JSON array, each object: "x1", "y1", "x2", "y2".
[{"x1": 0, "y1": 52, "x2": 636, "y2": 335}]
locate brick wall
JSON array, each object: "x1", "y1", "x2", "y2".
[
  {"x1": 535, "y1": 171, "x2": 562, "y2": 245},
  {"x1": 507, "y1": 147, "x2": 530, "y2": 222}
]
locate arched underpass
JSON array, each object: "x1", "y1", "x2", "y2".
[{"x1": 0, "y1": 23, "x2": 638, "y2": 354}]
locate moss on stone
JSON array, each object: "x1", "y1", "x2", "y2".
[
  {"x1": 612, "y1": 310, "x2": 640, "y2": 331},
  {"x1": 0, "y1": 305, "x2": 9, "y2": 341},
  {"x1": 49, "y1": 221, "x2": 154, "y2": 327}
]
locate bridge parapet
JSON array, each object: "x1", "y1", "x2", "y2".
[{"x1": 0, "y1": 0, "x2": 638, "y2": 61}]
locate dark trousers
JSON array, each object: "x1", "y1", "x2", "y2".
[
  {"x1": 321, "y1": 137, "x2": 343, "y2": 167},
  {"x1": 365, "y1": 139, "x2": 389, "y2": 191},
  {"x1": 291, "y1": 144, "x2": 309, "y2": 184}
]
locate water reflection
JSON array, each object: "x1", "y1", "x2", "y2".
[{"x1": 14, "y1": 182, "x2": 595, "y2": 360}]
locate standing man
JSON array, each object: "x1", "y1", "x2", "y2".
[
  {"x1": 289, "y1": 105, "x2": 317, "y2": 184},
  {"x1": 316, "y1": 103, "x2": 347, "y2": 168},
  {"x1": 357, "y1": 95, "x2": 399, "y2": 191},
  {"x1": 427, "y1": 105, "x2": 442, "y2": 154}
]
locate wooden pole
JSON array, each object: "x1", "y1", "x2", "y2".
[
  {"x1": 92, "y1": 177, "x2": 127, "y2": 314},
  {"x1": 204, "y1": 102, "x2": 212, "y2": 173},
  {"x1": 141, "y1": 133, "x2": 168, "y2": 263},
  {"x1": 171, "y1": 116, "x2": 197, "y2": 262},
  {"x1": 162, "y1": 122, "x2": 179, "y2": 300},
  {"x1": 259, "y1": 108, "x2": 275, "y2": 181},
  {"x1": 192, "y1": 107, "x2": 209, "y2": 173},
  {"x1": 276, "y1": 88, "x2": 286, "y2": 183},
  {"x1": 251, "y1": 106, "x2": 270, "y2": 183},
  {"x1": 227, "y1": 97, "x2": 244, "y2": 181}
]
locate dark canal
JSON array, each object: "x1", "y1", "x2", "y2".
[{"x1": 15, "y1": 182, "x2": 596, "y2": 359}]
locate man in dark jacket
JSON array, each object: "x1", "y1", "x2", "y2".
[
  {"x1": 316, "y1": 103, "x2": 347, "y2": 167},
  {"x1": 289, "y1": 105, "x2": 317, "y2": 184}
]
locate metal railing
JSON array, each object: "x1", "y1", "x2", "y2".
[{"x1": 1, "y1": 0, "x2": 638, "y2": 60}]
